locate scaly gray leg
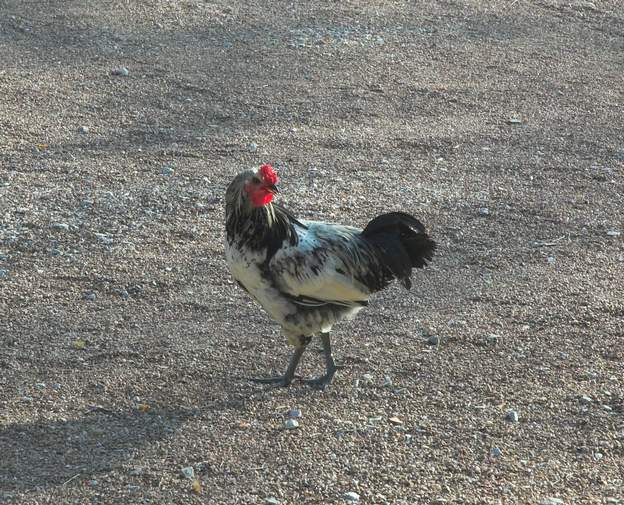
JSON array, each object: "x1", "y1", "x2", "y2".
[
  {"x1": 302, "y1": 332, "x2": 342, "y2": 389},
  {"x1": 251, "y1": 337, "x2": 309, "y2": 387}
]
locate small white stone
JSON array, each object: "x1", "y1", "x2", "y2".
[
  {"x1": 78, "y1": 126, "x2": 90, "y2": 134},
  {"x1": 505, "y1": 410, "x2": 519, "y2": 422},
  {"x1": 34, "y1": 383, "x2": 46, "y2": 390},
  {"x1": 427, "y1": 334, "x2": 439, "y2": 345},
  {"x1": 284, "y1": 419, "x2": 299, "y2": 430},
  {"x1": 51, "y1": 223, "x2": 70, "y2": 231},
  {"x1": 487, "y1": 333, "x2": 500, "y2": 343},
  {"x1": 490, "y1": 447, "x2": 502, "y2": 458},
  {"x1": 606, "y1": 230, "x2": 620, "y2": 237},
  {"x1": 0, "y1": 269, "x2": 8, "y2": 279},
  {"x1": 383, "y1": 376, "x2": 393, "y2": 387},
  {"x1": 265, "y1": 497, "x2": 280, "y2": 505},
  {"x1": 361, "y1": 373, "x2": 373, "y2": 384},
  {"x1": 161, "y1": 166, "x2": 175, "y2": 176},
  {"x1": 248, "y1": 142, "x2": 258, "y2": 152},
  {"x1": 580, "y1": 395, "x2": 593, "y2": 404},
  {"x1": 479, "y1": 207, "x2": 490, "y2": 216},
  {"x1": 540, "y1": 498, "x2": 564, "y2": 505},
  {"x1": 287, "y1": 408, "x2": 302, "y2": 418},
  {"x1": 112, "y1": 67, "x2": 129, "y2": 76},
  {"x1": 343, "y1": 491, "x2": 360, "y2": 502},
  {"x1": 547, "y1": 256, "x2": 556, "y2": 264},
  {"x1": 181, "y1": 466, "x2": 195, "y2": 479}
]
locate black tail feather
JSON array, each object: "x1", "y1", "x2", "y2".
[{"x1": 362, "y1": 212, "x2": 436, "y2": 289}]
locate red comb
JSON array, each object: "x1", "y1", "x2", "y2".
[{"x1": 259, "y1": 163, "x2": 279, "y2": 185}]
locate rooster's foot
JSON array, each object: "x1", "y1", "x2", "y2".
[
  {"x1": 250, "y1": 374, "x2": 297, "y2": 387},
  {"x1": 301, "y1": 363, "x2": 343, "y2": 390},
  {"x1": 250, "y1": 344, "x2": 307, "y2": 388}
]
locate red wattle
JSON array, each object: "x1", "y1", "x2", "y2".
[{"x1": 249, "y1": 187, "x2": 274, "y2": 207}]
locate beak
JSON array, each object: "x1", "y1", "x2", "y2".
[{"x1": 267, "y1": 184, "x2": 279, "y2": 194}]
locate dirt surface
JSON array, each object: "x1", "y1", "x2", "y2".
[{"x1": 1, "y1": 0, "x2": 623, "y2": 503}]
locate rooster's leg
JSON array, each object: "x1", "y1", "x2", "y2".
[
  {"x1": 251, "y1": 338, "x2": 308, "y2": 387},
  {"x1": 302, "y1": 332, "x2": 341, "y2": 388}
]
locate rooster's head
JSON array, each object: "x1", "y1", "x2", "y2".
[{"x1": 226, "y1": 163, "x2": 279, "y2": 210}]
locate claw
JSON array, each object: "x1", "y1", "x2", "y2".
[
  {"x1": 301, "y1": 374, "x2": 334, "y2": 390},
  {"x1": 250, "y1": 375, "x2": 296, "y2": 387}
]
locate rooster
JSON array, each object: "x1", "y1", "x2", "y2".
[{"x1": 225, "y1": 163, "x2": 435, "y2": 388}]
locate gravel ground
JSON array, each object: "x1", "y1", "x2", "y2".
[{"x1": 1, "y1": 1, "x2": 623, "y2": 504}]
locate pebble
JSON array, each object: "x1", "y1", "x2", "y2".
[
  {"x1": 181, "y1": 466, "x2": 195, "y2": 479},
  {"x1": 78, "y1": 126, "x2": 90, "y2": 134},
  {"x1": 95, "y1": 233, "x2": 113, "y2": 245},
  {"x1": 248, "y1": 142, "x2": 258, "y2": 152},
  {"x1": 161, "y1": 166, "x2": 175, "y2": 176},
  {"x1": 361, "y1": 373, "x2": 373, "y2": 384},
  {"x1": 88, "y1": 479, "x2": 98, "y2": 486},
  {"x1": 388, "y1": 416, "x2": 403, "y2": 425},
  {"x1": 539, "y1": 498, "x2": 564, "y2": 505},
  {"x1": 606, "y1": 230, "x2": 620, "y2": 237},
  {"x1": 112, "y1": 67, "x2": 129, "y2": 76},
  {"x1": 486, "y1": 333, "x2": 499, "y2": 345},
  {"x1": 490, "y1": 447, "x2": 503, "y2": 458},
  {"x1": 507, "y1": 117, "x2": 522, "y2": 124},
  {"x1": 478, "y1": 207, "x2": 490, "y2": 216},
  {"x1": 287, "y1": 408, "x2": 302, "y2": 418},
  {"x1": 427, "y1": 334, "x2": 439, "y2": 345},
  {"x1": 127, "y1": 485, "x2": 140, "y2": 492},
  {"x1": 114, "y1": 288, "x2": 130, "y2": 299},
  {"x1": 51, "y1": 222, "x2": 69, "y2": 231},
  {"x1": 602, "y1": 405, "x2": 613, "y2": 411},
  {"x1": 52, "y1": 383, "x2": 62, "y2": 390},
  {"x1": 580, "y1": 395, "x2": 593, "y2": 404},
  {"x1": 34, "y1": 383, "x2": 46, "y2": 390},
  {"x1": 0, "y1": 269, "x2": 7, "y2": 279},
  {"x1": 84, "y1": 292, "x2": 97, "y2": 301},
  {"x1": 265, "y1": 498, "x2": 280, "y2": 505},
  {"x1": 547, "y1": 256, "x2": 556, "y2": 264},
  {"x1": 383, "y1": 375, "x2": 393, "y2": 387},
  {"x1": 505, "y1": 410, "x2": 519, "y2": 422},
  {"x1": 284, "y1": 419, "x2": 299, "y2": 430},
  {"x1": 343, "y1": 491, "x2": 360, "y2": 502}
]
